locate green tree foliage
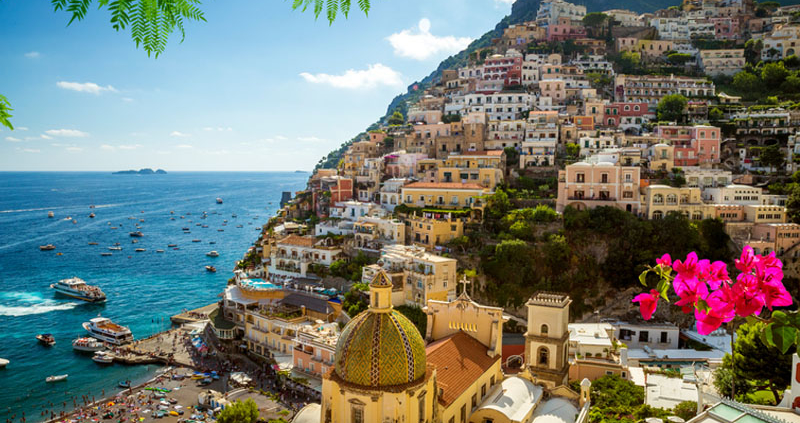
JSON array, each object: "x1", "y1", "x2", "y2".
[
  {"x1": 329, "y1": 251, "x2": 375, "y2": 281},
  {"x1": 714, "y1": 322, "x2": 793, "y2": 404},
  {"x1": 744, "y1": 39, "x2": 764, "y2": 65},
  {"x1": 289, "y1": 0, "x2": 372, "y2": 23},
  {"x1": 588, "y1": 375, "x2": 653, "y2": 423},
  {"x1": 762, "y1": 62, "x2": 789, "y2": 89},
  {"x1": 485, "y1": 189, "x2": 512, "y2": 220},
  {"x1": 709, "y1": 107, "x2": 724, "y2": 121},
  {"x1": 733, "y1": 71, "x2": 761, "y2": 95},
  {"x1": 396, "y1": 305, "x2": 426, "y2": 335},
  {"x1": 616, "y1": 51, "x2": 641, "y2": 74},
  {"x1": 667, "y1": 53, "x2": 693, "y2": 65},
  {"x1": 441, "y1": 113, "x2": 461, "y2": 123},
  {"x1": 673, "y1": 402, "x2": 698, "y2": 421},
  {"x1": 566, "y1": 143, "x2": 580, "y2": 158},
  {"x1": 342, "y1": 288, "x2": 368, "y2": 316},
  {"x1": 582, "y1": 12, "x2": 608, "y2": 28},
  {"x1": 788, "y1": 184, "x2": 800, "y2": 223},
  {"x1": 387, "y1": 110, "x2": 405, "y2": 125},
  {"x1": 656, "y1": 94, "x2": 687, "y2": 122},
  {"x1": 0, "y1": 95, "x2": 13, "y2": 130},
  {"x1": 51, "y1": 0, "x2": 206, "y2": 58},
  {"x1": 759, "y1": 144, "x2": 785, "y2": 173},
  {"x1": 217, "y1": 399, "x2": 259, "y2": 423},
  {"x1": 782, "y1": 74, "x2": 800, "y2": 93},
  {"x1": 504, "y1": 146, "x2": 520, "y2": 167}
]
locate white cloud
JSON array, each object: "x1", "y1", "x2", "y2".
[
  {"x1": 170, "y1": 131, "x2": 190, "y2": 137},
  {"x1": 18, "y1": 148, "x2": 40, "y2": 153},
  {"x1": 121, "y1": 97, "x2": 134, "y2": 103},
  {"x1": 298, "y1": 136, "x2": 325, "y2": 142},
  {"x1": 100, "y1": 144, "x2": 116, "y2": 151},
  {"x1": 494, "y1": 0, "x2": 514, "y2": 4},
  {"x1": 16, "y1": 127, "x2": 28, "y2": 131},
  {"x1": 56, "y1": 81, "x2": 117, "y2": 95},
  {"x1": 40, "y1": 134, "x2": 53, "y2": 140},
  {"x1": 45, "y1": 129, "x2": 89, "y2": 137},
  {"x1": 387, "y1": 19, "x2": 473, "y2": 61},
  {"x1": 175, "y1": 144, "x2": 193, "y2": 149},
  {"x1": 118, "y1": 144, "x2": 142, "y2": 150},
  {"x1": 202, "y1": 127, "x2": 233, "y2": 132},
  {"x1": 5, "y1": 136, "x2": 21, "y2": 142},
  {"x1": 275, "y1": 135, "x2": 288, "y2": 140},
  {"x1": 300, "y1": 63, "x2": 403, "y2": 89},
  {"x1": 24, "y1": 51, "x2": 40, "y2": 59},
  {"x1": 66, "y1": 147, "x2": 83, "y2": 152}
]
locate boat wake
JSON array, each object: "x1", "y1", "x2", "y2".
[{"x1": 0, "y1": 292, "x2": 79, "y2": 316}]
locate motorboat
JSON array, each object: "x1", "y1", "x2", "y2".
[
  {"x1": 192, "y1": 239, "x2": 201, "y2": 243},
  {"x1": 209, "y1": 241, "x2": 216, "y2": 245},
  {"x1": 72, "y1": 219, "x2": 77, "y2": 224},
  {"x1": 205, "y1": 266, "x2": 217, "y2": 273},
  {"x1": 129, "y1": 231, "x2": 143, "y2": 237},
  {"x1": 72, "y1": 337, "x2": 105, "y2": 352},
  {"x1": 206, "y1": 251, "x2": 219, "y2": 257},
  {"x1": 135, "y1": 248, "x2": 146, "y2": 252},
  {"x1": 39, "y1": 244, "x2": 56, "y2": 251},
  {"x1": 167, "y1": 244, "x2": 177, "y2": 247},
  {"x1": 156, "y1": 249, "x2": 165, "y2": 253},
  {"x1": 51, "y1": 277, "x2": 106, "y2": 302},
  {"x1": 0, "y1": 358, "x2": 8, "y2": 368},
  {"x1": 217, "y1": 229, "x2": 224, "y2": 232},
  {"x1": 48, "y1": 211, "x2": 54, "y2": 218},
  {"x1": 181, "y1": 227, "x2": 190, "y2": 231},
  {"x1": 92, "y1": 351, "x2": 114, "y2": 364},
  {"x1": 36, "y1": 334, "x2": 56, "y2": 346},
  {"x1": 83, "y1": 316, "x2": 133, "y2": 345},
  {"x1": 89, "y1": 213, "x2": 95, "y2": 218},
  {"x1": 46, "y1": 374, "x2": 68, "y2": 383},
  {"x1": 108, "y1": 246, "x2": 122, "y2": 251},
  {"x1": 132, "y1": 239, "x2": 138, "y2": 244},
  {"x1": 88, "y1": 242, "x2": 98, "y2": 245},
  {"x1": 101, "y1": 252, "x2": 113, "y2": 257},
  {"x1": 216, "y1": 197, "x2": 223, "y2": 204},
  {"x1": 119, "y1": 380, "x2": 131, "y2": 388}
]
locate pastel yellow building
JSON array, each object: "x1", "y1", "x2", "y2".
[
  {"x1": 405, "y1": 212, "x2": 466, "y2": 251},
  {"x1": 362, "y1": 244, "x2": 457, "y2": 306},
  {"x1": 401, "y1": 182, "x2": 491, "y2": 209}
]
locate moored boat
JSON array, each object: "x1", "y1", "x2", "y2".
[
  {"x1": 36, "y1": 334, "x2": 56, "y2": 346},
  {"x1": 192, "y1": 239, "x2": 201, "y2": 243},
  {"x1": 48, "y1": 211, "x2": 54, "y2": 218},
  {"x1": 167, "y1": 244, "x2": 177, "y2": 247},
  {"x1": 89, "y1": 213, "x2": 95, "y2": 218},
  {"x1": 216, "y1": 197, "x2": 223, "y2": 204},
  {"x1": 129, "y1": 231, "x2": 143, "y2": 237},
  {"x1": 72, "y1": 337, "x2": 105, "y2": 352},
  {"x1": 88, "y1": 242, "x2": 98, "y2": 245},
  {"x1": 205, "y1": 266, "x2": 217, "y2": 272},
  {"x1": 0, "y1": 358, "x2": 8, "y2": 368},
  {"x1": 92, "y1": 351, "x2": 114, "y2": 364},
  {"x1": 206, "y1": 251, "x2": 219, "y2": 257},
  {"x1": 51, "y1": 277, "x2": 106, "y2": 302},
  {"x1": 46, "y1": 374, "x2": 68, "y2": 383},
  {"x1": 39, "y1": 244, "x2": 56, "y2": 251},
  {"x1": 83, "y1": 316, "x2": 133, "y2": 345},
  {"x1": 109, "y1": 246, "x2": 122, "y2": 251},
  {"x1": 119, "y1": 380, "x2": 131, "y2": 388},
  {"x1": 101, "y1": 252, "x2": 113, "y2": 257},
  {"x1": 134, "y1": 248, "x2": 146, "y2": 252},
  {"x1": 156, "y1": 249, "x2": 165, "y2": 253}
]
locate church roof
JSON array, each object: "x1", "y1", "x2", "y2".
[
  {"x1": 426, "y1": 331, "x2": 500, "y2": 407},
  {"x1": 474, "y1": 376, "x2": 544, "y2": 422},
  {"x1": 333, "y1": 308, "x2": 426, "y2": 387}
]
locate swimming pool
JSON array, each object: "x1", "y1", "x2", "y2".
[{"x1": 240, "y1": 278, "x2": 280, "y2": 290}]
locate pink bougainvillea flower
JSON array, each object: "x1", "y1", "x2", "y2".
[
  {"x1": 673, "y1": 277, "x2": 709, "y2": 314},
  {"x1": 673, "y1": 252, "x2": 699, "y2": 276},
  {"x1": 761, "y1": 280, "x2": 793, "y2": 310},
  {"x1": 731, "y1": 281, "x2": 765, "y2": 317},
  {"x1": 656, "y1": 254, "x2": 672, "y2": 268},
  {"x1": 735, "y1": 246, "x2": 756, "y2": 273},
  {"x1": 694, "y1": 308, "x2": 727, "y2": 335},
  {"x1": 703, "y1": 261, "x2": 729, "y2": 290},
  {"x1": 705, "y1": 284, "x2": 736, "y2": 320},
  {"x1": 633, "y1": 289, "x2": 660, "y2": 320}
]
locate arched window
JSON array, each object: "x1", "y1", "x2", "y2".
[
  {"x1": 653, "y1": 210, "x2": 664, "y2": 219},
  {"x1": 541, "y1": 324, "x2": 549, "y2": 335},
  {"x1": 538, "y1": 346, "x2": 550, "y2": 366},
  {"x1": 653, "y1": 194, "x2": 664, "y2": 204},
  {"x1": 666, "y1": 194, "x2": 677, "y2": 204}
]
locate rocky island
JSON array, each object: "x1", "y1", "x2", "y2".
[{"x1": 112, "y1": 168, "x2": 167, "y2": 175}]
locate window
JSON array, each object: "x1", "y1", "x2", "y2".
[
  {"x1": 639, "y1": 331, "x2": 649, "y2": 343},
  {"x1": 541, "y1": 324, "x2": 549, "y2": 335},
  {"x1": 461, "y1": 405, "x2": 467, "y2": 423},
  {"x1": 472, "y1": 394, "x2": 478, "y2": 410},
  {"x1": 481, "y1": 384, "x2": 487, "y2": 398},
  {"x1": 419, "y1": 396, "x2": 426, "y2": 423},
  {"x1": 538, "y1": 346, "x2": 549, "y2": 366},
  {"x1": 601, "y1": 173, "x2": 608, "y2": 183},
  {"x1": 576, "y1": 173, "x2": 585, "y2": 183},
  {"x1": 660, "y1": 331, "x2": 668, "y2": 343},
  {"x1": 351, "y1": 405, "x2": 364, "y2": 423}
]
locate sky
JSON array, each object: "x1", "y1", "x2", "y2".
[{"x1": 0, "y1": 0, "x2": 513, "y2": 171}]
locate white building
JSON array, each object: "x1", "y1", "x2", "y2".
[
  {"x1": 702, "y1": 184, "x2": 762, "y2": 205},
  {"x1": 536, "y1": 0, "x2": 586, "y2": 26}
]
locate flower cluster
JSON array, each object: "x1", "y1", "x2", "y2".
[{"x1": 633, "y1": 247, "x2": 792, "y2": 335}]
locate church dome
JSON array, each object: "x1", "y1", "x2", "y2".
[{"x1": 333, "y1": 307, "x2": 427, "y2": 387}]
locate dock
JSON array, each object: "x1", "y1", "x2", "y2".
[{"x1": 170, "y1": 302, "x2": 217, "y2": 324}]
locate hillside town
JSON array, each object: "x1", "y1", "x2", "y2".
[{"x1": 180, "y1": 0, "x2": 800, "y2": 422}]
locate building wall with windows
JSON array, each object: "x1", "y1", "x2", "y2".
[
  {"x1": 556, "y1": 161, "x2": 641, "y2": 214},
  {"x1": 400, "y1": 182, "x2": 490, "y2": 209}
]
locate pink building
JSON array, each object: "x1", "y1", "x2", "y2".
[
  {"x1": 384, "y1": 152, "x2": 428, "y2": 178},
  {"x1": 654, "y1": 125, "x2": 721, "y2": 167},
  {"x1": 602, "y1": 102, "x2": 653, "y2": 127},
  {"x1": 556, "y1": 161, "x2": 641, "y2": 214},
  {"x1": 540, "y1": 80, "x2": 566, "y2": 104},
  {"x1": 711, "y1": 17, "x2": 740, "y2": 40},
  {"x1": 292, "y1": 324, "x2": 338, "y2": 379},
  {"x1": 483, "y1": 52, "x2": 523, "y2": 86},
  {"x1": 547, "y1": 17, "x2": 587, "y2": 41}
]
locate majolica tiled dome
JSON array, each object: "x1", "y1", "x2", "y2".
[{"x1": 333, "y1": 308, "x2": 427, "y2": 387}]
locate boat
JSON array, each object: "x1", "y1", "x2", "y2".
[
  {"x1": 36, "y1": 334, "x2": 56, "y2": 346},
  {"x1": 119, "y1": 380, "x2": 131, "y2": 388},
  {"x1": 196, "y1": 223, "x2": 202, "y2": 227},
  {"x1": 72, "y1": 219, "x2": 77, "y2": 224},
  {"x1": 202, "y1": 225, "x2": 209, "y2": 228},
  {"x1": 51, "y1": 277, "x2": 106, "y2": 302},
  {"x1": 192, "y1": 239, "x2": 201, "y2": 243},
  {"x1": 46, "y1": 374, "x2": 68, "y2": 383},
  {"x1": 205, "y1": 266, "x2": 216, "y2": 272},
  {"x1": 89, "y1": 213, "x2": 95, "y2": 218},
  {"x1": 181, "y1": 227, "x2": 190, "y2": 231},
  {"x1": 236, "y1": 225, "x2": 243, "y2": 228},
  {"x1": 209, "y1": 241, "x2": 216, "y2": 245},
  {"x1": 92, "y1": 351, "x2": 114, "y2": 364},
  {"x1": 156, "y1": 249, "x2": 165, "y2": 253},
  {"x1": 108, "y1": 246, "x2": 122, "y2": 251},
  {"x1": 88, "y1": 242, "x2": 98, "y2": 245},
  {"x1": 39, "y1": 244, "x2": 56, "y2": 251},
  {"x1": 89, "y1": 205, "x2": 95, "y2": 209},
  {"x1": 135, "y1": 248, "x2": 146, "y2": 252},
  {"x1": 101, "y1": 252, "x2": 113, "y2": 257},
  {"x1": 82, "y1": 316, "x2": 133, "y2": 345},
  {"x1": 217, "y1": 229, "x2": 224, "y2": 232},
  {"x1": 56, "y1": 252, "x2": 63, "y2": 256},
  {"x1": 48, "y1": 211, "x2": 54, "y2": 218},
  {"x1": 216, "y1": 197, "x2": 223, "y2": 204},
  {"x1": 129, "y1": 231, "x2": 143, "y2": 237},
  {"x1": 72, "y1": 337, "x2": 105, "y2": 352},
  {"x1": 206, "y1": 251, "x2": 219, "y2": 257},
  {"x1": 231, "y1": 214, "x2": 237, "y2": 218},
  {"x1": 0, "y1": 358, "x2": 8, "y2": 368},
  {"x1": 167, "y1": 244, "x2": 177, "y2": 247}
]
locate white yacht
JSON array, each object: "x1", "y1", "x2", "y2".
[
  {"x1": 72, "y1": 337, "x2": 105, "y2": 352},
  {"x1": 205, "y1": 251, "x2": 219, "y2": 257},
  {"x1": 51, "y1": 277, "x2": 106, "y2": 302},
  {"x1": 82, "y1": 317, "x2": 133, "y2": 345},
  {"x1": 92, "y1": 351, "x2": 114, "y2": 364}
]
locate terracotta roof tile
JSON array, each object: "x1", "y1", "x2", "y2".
[
  {"x1": 426, "y1": 331, "x2": 500, "y2": 407},
  {"x1": 404, "y1": 182, "x2": 486, "y2": 190},
  {"x1": 278, "y1": 234, "x2": 315, "y2": 247}
]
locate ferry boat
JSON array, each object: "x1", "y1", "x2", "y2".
[
  {"x1": 92, "y1": 351, "x2": 114, "y2": 364},
  {"x1": 51, "y1": 277, "x2": 106, "y2": 302},
  {"x1": 48, "y1": 211, "x2": 54, "y2": 218},
  {"x1": 129, "y1": 231, "x2": 143, "y2": 237},
  {"x1": 82, "y1": 317, "x2": 133, "y2": 345},
  {"x1": 72, "y1": 337, "x2": 105, "y2": 352},
  {"x1": 39, "y1": 244, "x2": 56, "y2": 251},
  {"x1": 216, "y1": 197, "x2": 223, "y2": 204},
  {"x1": 36, "y1": 334, "x2": 56, "y2": 346},
  {"x1": 205, "y1": 266, "x2": 217, "y2": 272},
  {"x1": 46, "y1": 374, "x2": 68, "y2": 383},
  {"x1": 206, "y1": 251, "x2": 219, "y2": 257}
]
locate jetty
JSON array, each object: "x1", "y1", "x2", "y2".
[{"x1": 170, "y1": 302, "x2": 217, "y2": 324}]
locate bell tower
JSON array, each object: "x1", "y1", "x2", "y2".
[{"x1": 523, "y1": 292, "x2": 571, "y2": 388}]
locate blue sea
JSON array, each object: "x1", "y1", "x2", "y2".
[{"x1": 0, "y1": 172, "x2": 308, "y2": 421}]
